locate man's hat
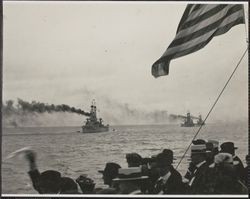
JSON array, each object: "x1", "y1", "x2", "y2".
[
  {"x1": 126, "y1": 153, "x2": 142, "y2": 164},
  {"x1": 220, "y1": 142, "x2": 238, "y2": 153},
  {"x1": 98, "y1": 162, "x2": 121, "y2": 178},
  {"x1": 162, "y1": 149, "x2": 177, "y2": 161},
  {"x1": 191, "y1": 144, "x2": 209, "y2": 154},
  {"x1": 156, "y1": 150, "x2": 174, "y2": 167},
  {"x1": 112, "y1": 167, "x2": 148, "y2": 182}
]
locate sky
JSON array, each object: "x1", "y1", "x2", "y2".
[{"x1": 2, "y1": 1, "x2": 249, "y2": 124}]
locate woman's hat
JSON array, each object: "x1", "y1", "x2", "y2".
[
  {"x1": 112, "y1": 167, "x2": 148, "y2": 182},
  {"x1": 209, "y1": 152, "x2": 239, "y2": 168}
]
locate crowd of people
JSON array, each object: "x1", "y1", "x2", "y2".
[{"x1": 24, "y1": 140, "x2": 249, "y2": 195}]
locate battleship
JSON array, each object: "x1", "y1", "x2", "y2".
[
  {"x1": 170, "y1": 112, "x2": 205, "y2": 127},
  {"x1": 81, "y1": 100, "x2": 109, "y2": 133},
  {"x1": 180, "y1": 112, "x2": 205, "y2": 127}
]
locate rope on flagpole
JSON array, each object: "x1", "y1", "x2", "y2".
[{"x1": 175, "y1": 47, "x2": 248, "y2": 170}]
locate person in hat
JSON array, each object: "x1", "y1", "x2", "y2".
[
  {"x1": 204, "y1": 153, "x2": 248, "y2": 194},
  {"x1": 153, "y1": 150, "x2": 184, "y2": 194},
  {"x1": 186, "y1": 144, "x2": 210, "y2": 194},
  {"x1": 24, "y1": 150, "x2": 76, "y2": 194},
  {"x1": 220, "y1": 142, "x2": 245, "y2": 182},
  {"x1": 112, "y1": 167, "x2": 148, "y2": 194},
  {"x1": 96, "y1": 162, "x2": 121, "y2": 194},
  {"x1": 76, "y1": 174, "x2": 96, "y2": 194},
  {"x1": 206, "y1": 140, "x2": 219, "y2": 166},
  {"x1": 126, "y1": 153, "x2": 142, "y2": 167},
  {"x1": 243, "y1": 154, "x2": 249, "y2": 189},
  {"x1": 60, "y1": 177, "x2": 79, "y2": 194}
]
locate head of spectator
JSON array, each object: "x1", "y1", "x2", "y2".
[
  {"x1": 210, "y1": 153, "x2": 239, "y2": 176},
  {"x1": 76, "y1": 175, "x2": 95, "y2": 194},
  {"x1": 126, "y1": 153, "x2": 142, "y2": 167},
  {"x1": 113, "y1": 167, "x2": 148, "y2": 194},
  {"x1": 190, "y1": 144, "x2": 208, "y2": 165},
  {"x1": 37, "y1": 170, "x2": 62, "y2": 194},
  {"x1": 220, "y1": 142, "x2": 238, "y2": 156},
  {"x1": 60, "y1": 177, "x2": 78, "y2": 194},
  {"x1": 155, "y1": 149, "x2": 174, "y2": 176},
  {"x1": 98, "y1": 162, "x2": 121, "y2": 187}
]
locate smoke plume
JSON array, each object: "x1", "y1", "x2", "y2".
[
  {"x1": 16, "y1": 98, "x2": 90, "y2": 116},
  {"x1": 2, "y1": 99, "x2": 90, "y2": 127}
]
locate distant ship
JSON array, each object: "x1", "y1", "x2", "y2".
[
  {"x1": 81, "y1": 100, "x2": 109, "y2": 133},
  {"x1": 175, "y1": 112, "x2": 205, "y2": 127}
]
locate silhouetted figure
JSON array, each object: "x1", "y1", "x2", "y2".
[
  {"x1": 243, "y1": 154, "x2": 249, "y2": 189},
  {"x1": 96, "y1": 162, "x2": 121, "y2": 194},
  {"x1": 76, "y1": 175, "x2": 96, "y2": 194},
  {"x1": 220, "y1": 142, "x2": 245, "y2": 182},
  {"x1": 113, "y1": 167, "x2": 148, "y2": 194},
  {"x1": 153, "y1": 149, "x2": 185, "y2": 194},
  {"x1": 186, "y1": 144, "x2": 210, "y2": 194},
  {"x1": 205, "y1": 153, "x2": 248, "y2": 194},
  {"x1": 206, "y1": 140, "x2": 219, "y2": 166},
  {"x1": 126, "y1": 153, "x2": 142, "y2": 167},
  {"x1": 60, "y1": 177, "x2": 79, "y2": 194},
  {"x1": 24, "y1": 150, "x2": 78, "y2": 194}
]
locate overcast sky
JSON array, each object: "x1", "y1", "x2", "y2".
[{"x1": 3, "y1": 1, "x2": 248, "y2": 122}]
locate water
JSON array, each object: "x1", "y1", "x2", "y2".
[{"x1": 1, "y1": 122, "x2": 248, "y2": 194}]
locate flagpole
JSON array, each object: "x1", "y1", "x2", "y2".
[{"x1": 175, "y1": 47, "x2": 248, "y2": 170}]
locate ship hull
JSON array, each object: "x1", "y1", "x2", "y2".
[
  {"x1": 181, "y1": 123, "x2": 195, "y2": 127},
  {"x1": 81, "y1": 126, "x2": 109, "y2": 133}
]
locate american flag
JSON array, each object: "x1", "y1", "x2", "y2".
[{"x1": 151, "y1": 4, "x2": 245, "y2": 78}]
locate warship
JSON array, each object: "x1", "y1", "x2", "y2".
[
  {"x1": 81, "y1": 100, "x2": 109, "y2": 133},
  {"x1": 174, "y1": 112, "x2": 205, "y2": 127}
]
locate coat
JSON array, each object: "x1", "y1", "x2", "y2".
[
  {"x1": 154, "y1": 166, "x2": 185, "y2": 194},
  {"x1": 188, "y1": 161, "x2": 210, "y2": 194}
]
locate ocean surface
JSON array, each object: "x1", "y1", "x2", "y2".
[{"x1": 1, "y1": 122, "x2": 248, "y2": 194}]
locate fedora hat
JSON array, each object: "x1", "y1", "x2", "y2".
[{"x1": 112, "y1": 167, "x2": 148, "y2": 182}]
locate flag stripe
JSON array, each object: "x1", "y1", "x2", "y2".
[
  {"x1": 157, "y1": 16, "x2": 244, "y2": 64},
  {"x1": 174, "y1": 5, "x2": 242, "y2": 41},
  {"x1": 171, "y1": 18, "x2": 244, "y2": 59},
  {"x1": 169, "y1": 8, "x2": 244, "y2": 48},
  {"x1": 163, "y1": 12, "x2": 244, "y2": 58},
  {"x1": 185, "y1": 4, "x2": 220, "y2": 23},
  {"x1": 179, "y1": 5, "x2": 229, "y2": 31},
  {"x1": 213, "y1": 17, "x2": 244, "y2": 36},
  {"x1": 152, "y1": 4, "x2": 245, "y2": 78}
]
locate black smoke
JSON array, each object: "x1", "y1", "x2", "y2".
[{"x1": 16, "y1": 98, "x2": 90, "y2": 116}]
